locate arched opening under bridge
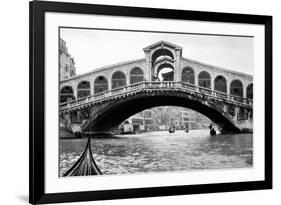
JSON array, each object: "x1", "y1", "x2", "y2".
[
  {"x1": 117, "y1": 106, "x2": 211, "y2": 132},
  {"x1": 84, "y1": 92, "x2": 241, "y2": 135}
]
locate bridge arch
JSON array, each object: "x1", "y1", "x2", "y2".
[
  {"x1": 214, "y1": 75, "x2": 227, "y2": 93},
  {"x1": 94, "y1": 76, "x2": 108, "y2": 94},
  {"x1": 60, "y1": 86, "x2": 75, "y2": 103},
  {"x1": 130, "y1": 67, "x2": 144, "y2": 84},
  {"x1": 181, "y1": 66, "x2": 195, "y2": 84},
  {"x1": 111, "y1": 71, "x2": 127, "y2": 89},
  {"x1": 87, "y1": 92, "x2": 241, "y2": 134},
  {"x1": 198, "y1": 71, "x2": 211, "y2": 89},
  {"x1": 230, "y1": 79, "x2": 243, "y2": 97},
  {"x1": 246, "y1": 83, "x2": 253, "y2": 99},
  {"x1": 77, "y1": 81, "x2": 91, "y2": 98},
  {"x1": 151, "y1": 48, "x2": 174, "y2": 66},
  {"x1": 154, "y1": 61, "x2": 174, "y2": 81}
]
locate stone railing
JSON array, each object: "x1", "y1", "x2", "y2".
[{"x1": 60, "y1": 81, "x2": 253, "y2": 112}]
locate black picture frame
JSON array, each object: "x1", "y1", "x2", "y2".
[{"x1": 29, "y1": 1, "x2": 272, "y2": 204}]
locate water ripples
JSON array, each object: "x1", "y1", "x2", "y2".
[{"x1": 59, "y1": 130, "x2": 253, "y2": 176}]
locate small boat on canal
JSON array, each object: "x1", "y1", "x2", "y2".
[
  {"x1": 209, "y1": 123, "x2": 216, "y2": 136},
  {"x1": 169, "y1": 124, "x2": 176, "y2": 133},
  {"x1": 210, "y1": 128, "x2": 216, "y2": 136},
  {"x1": 185, "y1": 124, "x2": 189, "y2": 133}
]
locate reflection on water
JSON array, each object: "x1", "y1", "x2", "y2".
[{"x1": 59, "y1": 130, "x2": 253, "y2": 176}]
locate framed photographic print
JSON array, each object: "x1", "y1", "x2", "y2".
[{"x1": 29, "y1": 0, "x2": 272, "y2": 204}]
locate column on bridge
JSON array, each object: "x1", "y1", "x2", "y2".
[
  {"x1": 126, "y1": 72, "x2": 130, "y2": 86},
  {"x1": 227, "y1": 78, "x2": 231, "y2": 96},
  {"x1": 243, "y1": 82, "x2": 247, "y2": 99},
  {"x1": 90, "y1": 79, "x2": 94, "y2": 96},
  {"x1": 223, "y1": 104, "x2": 227, "y2": 113},
  {"x1": 73, "y1": 84, "x2": 78, "y2": 99},
  {"x1": 194, "y1": 69, "x2": 198, "y2": 86},
  {"x1": 210, "y1": 73, "x2": 215, "y2": 90},
  {"x1": 108, "y1": 77, "x2": 112, "y2": 91},
  {"x1": 174, "y1": 49, "x2": 181, "y2": 82},
  {"x1": 234, "y1": 106, "x2": 240, "y2": 121},
  {"x1": 144, "y1": 51, "x2": 151, "y2": 81}
]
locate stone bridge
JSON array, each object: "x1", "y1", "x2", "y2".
[{"x1": 59, "y1": 41, "x2": 253, "y2": 136}]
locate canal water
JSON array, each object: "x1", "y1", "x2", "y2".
[{"x1": 59, "y1": 130, "x2": 253, "y2": 177}]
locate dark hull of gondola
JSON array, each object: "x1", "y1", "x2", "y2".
[
  {"x1": 63, "y1": 137, "x2": 102, "y2": 176},
  {"x1": 210, "y1": 129, "x2": 216, "y2": 136}
]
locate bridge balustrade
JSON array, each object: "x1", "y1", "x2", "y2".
[
  {"x1": 230, "y1": 95, "x2": 243, "y2": 103},
  {"x1": 198, "y1": 87, "x2": 213, "y2": 95},
  {"x1": 94, "y1": 92, "x2": 106, "y2": 101},
  {"x1": 181, "y1": 82, "x2": 196, "y2": 91},
  {"x1": 59, "y1": 81, "x2": 253, "y2": 112},
  {"x1": 213, "y1": 91, "x2": 228, "y2": 99}
]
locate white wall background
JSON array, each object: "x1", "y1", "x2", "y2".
[{"x1": 0, "y1": 0, "x2": 279, "y2": 204}]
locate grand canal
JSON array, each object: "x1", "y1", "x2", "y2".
[{"x1": 59, "y1": 130, "x2": 253, "y2": 177}]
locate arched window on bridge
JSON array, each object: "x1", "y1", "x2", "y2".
[
  {"x1": 130, "y1": 67, "x2": 144, "y2": 84},
  {"x1": 157, "y1": 63, "x2": 174, "y2": 81},
  {"x1": 214, "y1": 75, "x2": 227, "y2": 93},
  {"x1": 60, "y1": 86, "x2": 75, "y2": 103},
  {"x1": 94, "y1": 76, "x2": 108, "y2": 94},
  {"x1": 246, "y1": 83, "x2": 253, "y2": 99},
  {"x1": 151, "y1": 48, "x2": 174, "y2": 66},
  {"x1": 230, "y1": 80, "x2": 243, "y2": 97},
  {"x1": 112, "y1": 71, "x2": 127, "y2": 89},
  {"x1": 198, "y1": 71, "x2": 211, "y2": 89},
  {"x1": 181, "y1": 67, "x2": 195, "y2": 84},
  {"x1": 77, "y1": 81, "x2": 91, "y2": 98}
]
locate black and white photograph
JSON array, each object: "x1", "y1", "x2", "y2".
[
  {"x1": 58, "y1": 27, "x2": 254, "y2": 177},
  {"x1": 0, "y1": 0, "x2": 277, "y2": 204},
  {"x1": 28, "y1": 1, "x2": 273, "y2": 204}
]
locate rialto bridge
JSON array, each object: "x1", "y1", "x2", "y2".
[{"x1": 59, "y1": 41, "x2": 253, "y2": 136}]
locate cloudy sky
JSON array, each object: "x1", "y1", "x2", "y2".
[{"x1": 60, "y1": 28, "x2": 254, "y2": 75}]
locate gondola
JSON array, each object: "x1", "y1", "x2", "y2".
[
  {"x1": 210, "y1": 128, "x2": 216, "y2": 136},
  {"x1": 185, "y1": 124, "x2": 189, "y2": 133},
  {"x1": 169, "y1": 125, "x2": 175, "y2": 133},
  {"x1": 63, "y1": 137, "x2": 102, "y2": 176}
]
